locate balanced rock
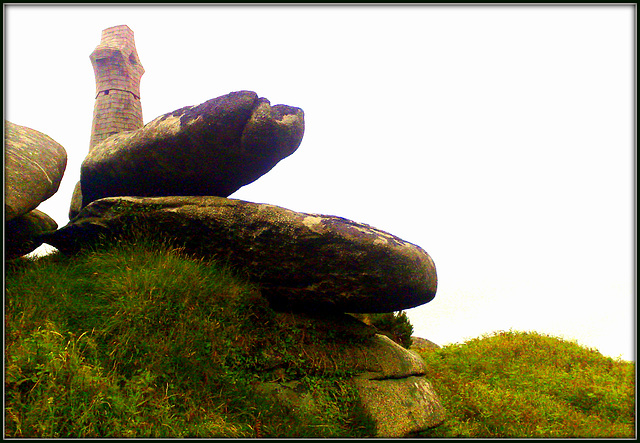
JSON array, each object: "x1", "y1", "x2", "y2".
[
  {"x1": 6, "y1": 209, "x2": 58, "y2": 260},
  {"x1": 40, "y1": 196, "x2": 438, "y2": 313},
  {"x1": 5, "y1": 121, "x2": 67, "y2": 221},
  {"x1": 79, "y1": 90, "x2": 304, "y2": 210}
]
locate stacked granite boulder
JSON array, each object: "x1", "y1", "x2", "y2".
[
  {"x1": 5, "y1": 121, "x2": 67, "y2": 260},
  {"x1": 36, "y1": 90, "x2": 443, "y2": 437}
]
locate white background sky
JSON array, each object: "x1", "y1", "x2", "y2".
[{"x1": 4, "y1": 5, "x2": 635, "y2": 361}]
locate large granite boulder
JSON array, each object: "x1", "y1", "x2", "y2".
[
  {"x1": 6, "y1": 209, "x2": 58, "y2": 260},
  {"x1": 5, "y1": 121, "x2": 67, "y2": 221},
  {"x1": 78, "y1": 90, "x2": 304, "y2": 211},
  {"x1": 39, "y1": 196, "x2": 438, "y2": 313},
  {"x1": 255, "y1": 312, "x2": 445, "y2": 438}
]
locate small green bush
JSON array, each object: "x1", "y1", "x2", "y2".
[
  {"x1": 353, "y1": 311, "x2": 414, "y2": 348},
  {"x1": 415, "y1": 330, "x2": 635, "y2": 438}
]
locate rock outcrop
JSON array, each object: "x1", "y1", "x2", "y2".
[
  {"x1": 5, "y1": 121, "x2": 67, "y2": 221},
  {"x1": 78, "y1": 91, "x2": 304, "y2": 211},
  {"x1": 5, "y1": 209, "x2": 58, "y2": 260},
  {"x1": 10, "y1": 23, "x2": 445, "y2": 437},
  {"x1": 351, "y1": 335, "x2": 445, "y2": 437},
  {"x1": 254, "y1": 312, "x2": 444, "y2": 438},
  {"x1": 40, "y1": 196, "x2": 437, "y2": 314},
  {"x1": 5, "y1": 121, "x2": 66, "y2": 259}
]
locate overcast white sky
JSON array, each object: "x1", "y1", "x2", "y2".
[{"x1": 4, "y1": 5, "x2": 635, "y2": 361}]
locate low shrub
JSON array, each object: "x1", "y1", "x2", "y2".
[{"x1": 352, "y1": 311, "x2": 414, "y2": 348}]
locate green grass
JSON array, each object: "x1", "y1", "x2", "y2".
[
  {"x1": 414, "y1": 330, "x2": 635, "y2": 438},
  {"x1": 5, "y1": 236, "x2": 635, "y2": 438},
  {"x1": 5, "y1": 237, "x2": 375, "y2": 438}
]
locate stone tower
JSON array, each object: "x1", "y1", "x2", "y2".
[
  {"x1": 89, "y1": 25, "x2": 145, "y2": 150},
  {"x1": 70, "y1": 25, "x2": 144, "y2": 219}
]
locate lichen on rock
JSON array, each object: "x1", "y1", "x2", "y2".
[{"x1": 40, "y1": 195, "x2": 437, "y2": 314}]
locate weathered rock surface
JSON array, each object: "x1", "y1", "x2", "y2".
[
  {"x1": 5, "y1": 121, "x2": 67, "y2": 221},
  {"x1": 39, "y1": 196, "x2": 438, "y2": 313},
  {"x1": 344, "y1": 334, "x2": 445, "y2": 437},
  {"x1": 353, "y1": 371, "x2": 444, "y2": 437},
  {"x1": 79, "y1": 90, "x2": 304, "y2": 210},
  {"x1": 410, "y1": 336, "x2": 441, "y2": 352},
  {"x1": 69, "y1": 182, "x2": 83, "y2": 220},
  {"x1": 6, "y1": 209, "x2": 58, "y2": 260},
  {"x1": 255, "y1": 325, "x2": 445, "y2": 438},
  {"x1": 351, "y1": 334, "x2": 445, "y2": 437}
]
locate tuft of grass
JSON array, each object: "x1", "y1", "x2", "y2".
[
  {"x1": 414, "y1": 330, "x2": 635, "y2": 438},
  {"x1": 5, "y1": 237, "x2": 374, "y2": 438}
]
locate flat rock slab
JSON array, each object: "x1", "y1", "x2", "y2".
[
  {"x1": 79, "y1": 90, "x2": 304, "y2": 210},
  {"x1": 5, "y1": 121, "x2": 67, "y2": 221},
  {"x1": 40, "y1": 196, "x2": 437, "y2": 313}
]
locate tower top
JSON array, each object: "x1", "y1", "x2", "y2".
[
  {"x1": 99, "y1": 25, "x2": 135, "y2": 46},
  {"x1": 90, "y1": 24, "x2": 144, "y2": 97}
]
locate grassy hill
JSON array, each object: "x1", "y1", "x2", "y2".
[
  {"x1": 4, "y1": 237, "x2": 635, "y2": 438},
  {"x1": 414, "y1": 331, "x2": 635, "y2": 438}
]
